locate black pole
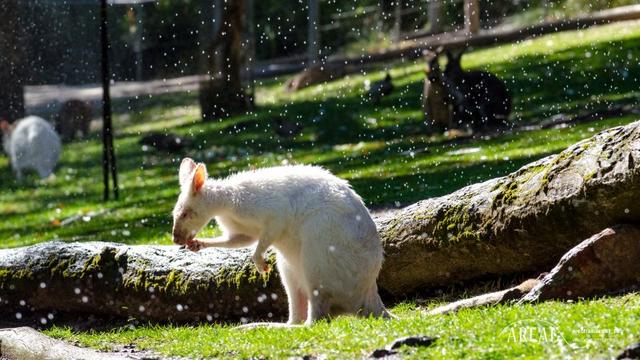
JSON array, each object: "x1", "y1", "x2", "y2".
[{"x1": 100, "y1": 0, "x2": 119, "y2": 200}]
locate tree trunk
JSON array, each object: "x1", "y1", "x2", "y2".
[
  {"x1": 392, "y1": 0, "x2": 402, "y2": 42},
  {"x1": 307, "y1": 0, "x2": 320, "y2": 64},
  {"x1": 199, "y1": 0, "x2": 251, "y2": 121},
  {"x1": 427, "y1": 0, "x2": 443, "y2": 33},
  {"x1": 464, "y1": 0, "x2": 480, "y2": 34},
  {"x1": 0, "y1": 0, "x2": 25, "y2": 121},
  {"x1": 2, "y1": 121, "x2": 640, "y2": 324}
]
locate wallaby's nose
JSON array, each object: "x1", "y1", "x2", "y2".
[{"x1": 171, "y1": 227, "x2": 183, "y2": 245}]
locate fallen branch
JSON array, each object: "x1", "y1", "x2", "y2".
[
  {"x1": 427, "y1": 278, "x2": 540, "y2": 315},
  {"x1": 520, "y1": 225, "x2": 640, "y2": 302},
  {"x1": 428, "y1": 225, "x2": 640, "y2": 315}
]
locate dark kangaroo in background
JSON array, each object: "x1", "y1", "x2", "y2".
[
  {"x1": 423, "y1": 51, "x2": 453, "y2": 132},
  {"x1": 441, "y1": 50, "x2": 512, "y2": 132}
]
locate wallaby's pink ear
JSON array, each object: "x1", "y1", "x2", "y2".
[
  {"x1": 192, "y1": 163, "x2": 208, "y2": 193},
  {"x1": 179, "y1": 158, "x2": 196, "y2": 187}
]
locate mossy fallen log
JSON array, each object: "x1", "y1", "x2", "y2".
[
  {"x1": 1, "y1": 121, "x2": 640, "y2": 323},
  {"x1": 377, "y1": 120, "x2": 640, "y2": 296},
  {"x1": 0, "y1": 243, "x2": 286, "y2": 323}
]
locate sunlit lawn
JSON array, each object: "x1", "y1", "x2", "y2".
[
  {"x1": 3, "y1": 20, "x2": 640, "y2": 359},
  {"x1": 46, "y1": 295, "x2": 640, "y2": 359}
]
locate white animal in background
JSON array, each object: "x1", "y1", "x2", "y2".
[
  {"x1": 171, "y1": 158, "x2": 390, "y2": 327},
  {"x1": 1, "y1": 116, "x2": 62, "y2": 181}
]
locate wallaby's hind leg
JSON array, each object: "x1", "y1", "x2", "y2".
[
  {"x1": 360, "y1": 286, "x2": 392, "y2": 319},
  {"x1": 236, "y1": 260, "x2": 309, "y2": 330},
  {"x1": 278, "y1": 258, "x2": 309, "y2": 324},
  {"x1": 306, "y1": 294, "x2": 331, "y2": 325}
]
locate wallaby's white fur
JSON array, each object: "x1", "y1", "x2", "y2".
[
  {"x1": 2, "y1": 116, "x2": 61, "y2": 180},
  {"x1": 172, "y1": 158, "x2": 389, "y2": 326}
]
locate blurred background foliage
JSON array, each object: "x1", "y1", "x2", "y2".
[{"x1": 17, "y1": 0, "x2": 638, "y2": 85}]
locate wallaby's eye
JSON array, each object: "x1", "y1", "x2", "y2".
[{"x1": 180, "y1": 209, "x2": 193, "y2": 220}]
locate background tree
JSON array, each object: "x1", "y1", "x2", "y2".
[
  {"x1": 428, "y1": 0, "x2": 443, "y2": 32},
  {"x1": 199, "y1": 0, "x2": 251, "y2": 121},
  {"x1": 0, "y1": 0, "x2": 25, "y2": 121}
]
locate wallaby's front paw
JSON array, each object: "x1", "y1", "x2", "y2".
[
  {"x1": 252, "y1": 255, "x2": 270, "y2": 274},
  {"x1": 186, "y1": 239, "x2": 203, "y2": 252}
]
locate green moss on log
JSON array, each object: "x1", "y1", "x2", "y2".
[{"x1": 0, "y1": 268, "x2": 36, "y2": 290}]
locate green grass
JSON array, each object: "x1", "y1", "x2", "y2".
[
  {"x1": 4, "y1": 20, "x2": 640, "y2": 359},
  {"x1": 45, "y1": 294, "x2": 640, "y2": 359}
]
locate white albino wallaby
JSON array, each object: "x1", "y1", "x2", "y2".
[
  {"x1": 172, "y1": 158, "x2": 390, "y2": 327},
  {"x1": 1, "y1": 116, "x2": 62, "y2": 181}
]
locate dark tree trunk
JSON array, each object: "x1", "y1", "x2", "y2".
[
  {"x1": 427, "y1": 0, "x2": 443, "y2": 33},
  {"x1": 199, "y1": 0, "x2": 251, "y2": 121},
  {"x1": 0, "y1": 0, "x2": 25, "y2": 121}
]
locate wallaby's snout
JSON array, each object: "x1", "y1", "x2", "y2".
[
  {"x1": 171, "y1": 226, "x2": 187, "y2": 245},
  {"x1": 171, "y1": 214, "x2": 197, "y2": 245}
]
